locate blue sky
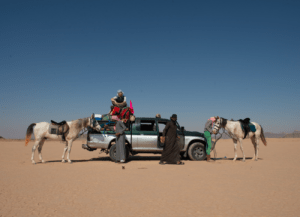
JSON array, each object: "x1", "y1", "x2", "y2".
[{"x1": 0, "y1": 0, "x2": 299, "y2": 138}]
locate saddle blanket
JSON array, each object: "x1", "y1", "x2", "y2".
[
  {"x1": 249, "y1": 123, "x2": 256, "y2": 132},
  {"x1": 240, "y1": 122, "x2": 256, "y2": 133}
]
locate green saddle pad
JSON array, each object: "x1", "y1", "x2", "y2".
[{"x1": 249, "y1": 123, "x2": 256, "y2": 132}]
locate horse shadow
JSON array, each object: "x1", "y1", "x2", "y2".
[{"x1": 212, "y1": 157, "x2": 263, "y2": 161}]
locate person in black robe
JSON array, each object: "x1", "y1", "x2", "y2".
[{"x1": 160, "y1": 114, "x2": 184, "y2": 165}]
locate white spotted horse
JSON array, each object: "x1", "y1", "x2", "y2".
[
  {"x1": 213, "y1": 117, "x2": 267, "y2": 161},
  {"x1": 25, "y1": 114, "x2": 101, "y2": 164}
]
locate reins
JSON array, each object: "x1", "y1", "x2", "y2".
[{"x1": 78, "y1": 128, "x2": 88, "y2": 138}]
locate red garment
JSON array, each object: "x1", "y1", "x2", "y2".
[{"x1": 111, "y1": 107, "x2": 120, "y2": 115}]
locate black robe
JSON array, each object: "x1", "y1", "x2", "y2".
[{"x1": 160, "y1": 120, "x2": 181, "y2": 164}]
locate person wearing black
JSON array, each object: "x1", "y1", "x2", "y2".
[{"x1": 159, "y1": 114, "x2": 184, "y2": 165}]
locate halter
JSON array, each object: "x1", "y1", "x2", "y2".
[{"x1": 213, "y1": 118, "x2": 222, "y2": 133}]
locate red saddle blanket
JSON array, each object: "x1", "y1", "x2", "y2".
[{"x1": 111, "y1": 106, "x2": 134, "y2": 120}]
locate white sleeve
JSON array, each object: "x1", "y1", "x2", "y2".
[
  {"x1": 113, "y1": 96, "x2": 117, "y2": 99},
  {"x1": 124, "y1": 96, "x2": 126, "y2": 102}
]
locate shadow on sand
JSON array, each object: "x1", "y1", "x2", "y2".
[
  {"x1": 43, "y1": 156, "x2": 262, "y2": 164},
  {"x1": 212, "y1": 157, "x2": 263, "y2": 161},
  {"x1": 44, "y1": 155, "x2": 162, "y2": 164}
]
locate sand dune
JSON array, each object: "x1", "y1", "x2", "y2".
[{"x1": 0, "y1": 138, "x2": 299, "y2": 217}]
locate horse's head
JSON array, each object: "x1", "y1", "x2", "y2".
[
  {"x1": 89, "y1": 113, "x2": 101, "y2": 131},
  {"x1": 212, "y1": 116, "x2": 222, "y2": 134}
]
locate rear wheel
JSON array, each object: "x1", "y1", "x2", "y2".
[
  {"x1": 109, "y1": 142, "x2": 130, "y2": 162},
  {"x1": 188, "y1": 142, "x2": 206, "y2": 161}
]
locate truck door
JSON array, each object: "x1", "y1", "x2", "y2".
[
  {"x1": 130, "y1": 119, "x2": 140, "y2": 150},
  {"x1": 157, "y1": 121, "x2": 167, "y2": 148},
  {"x1": 137, "y1": 120, "x2": 158, "y2": 149},
  {"x1": 176, "y1": 122, "x2": 185, "y2": 150}
]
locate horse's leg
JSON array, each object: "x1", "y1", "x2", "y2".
[
  {"x1": 239, "y1": 138, "x2": 245, "y2": 162},
  {"x1": 31, "y1": 139, "x2": 41, "y2": 164},
  {"x1": 233, "y1": 139, "x2": 238, "y2": 161},
  {"x1": 37, "y1": 138, "x2": 46, "y2": 163},
  {"x1": 255, "y1": 136, "x2": 260, "y2": 161},
  {"x1": 66, "y1": 140, "x2": 73, "y2": 164},
  {"x1": 251, "y1": 136, "x2": 257, "y2": 161},
  {"x1": 62, "y1": 141, "x2": 68, "y2": 163}
]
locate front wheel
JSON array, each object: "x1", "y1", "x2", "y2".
[
  {"x1": 109, "y1": 142, "x2": 130, "y2": 162},
  {"x1": 188, "y1": 142, "x2": 206, "y2": 161}
]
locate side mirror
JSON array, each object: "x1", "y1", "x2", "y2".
[{"x1": 181, "y1": 126, "x2": 185, "y2": 131}]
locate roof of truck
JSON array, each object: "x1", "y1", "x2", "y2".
[{"x1": 136, "y1": 117, "x2": 170, "y2": 122}]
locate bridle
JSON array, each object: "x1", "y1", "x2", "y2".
[
  {"x1": 78, "y1": 116, "x2": 100, "y2": 138},
  {"x1": 89, "y1": 114, "x2": 101, "y2": 131},
  {"x1": 213, "y1": 118, "x2": 222, "y2": 134},
  {"x1": 213, "y1": 117, "x2": 237, "y2": 142}
]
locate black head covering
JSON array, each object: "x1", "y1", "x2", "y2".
[{"x1": 171, "y1": 114, "x2": 177, "y2": 118}]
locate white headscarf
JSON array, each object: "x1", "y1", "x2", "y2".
[{"x1": 117, "y1": 90, "x2": 124, "y2": 94}]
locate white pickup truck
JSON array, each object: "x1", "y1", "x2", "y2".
[{"x1": 82, "y1": 116, "x2": 207, "y2": 161}]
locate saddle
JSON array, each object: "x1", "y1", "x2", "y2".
[
  {"x1": 238, "y1": 118, "x2": 256, "y2": 139},
  {"x1": 49, "y1": 120, "x2": 69, "y2": 141},
  {"x1": 51, "y1": 120, "x2": 67, "y2": 125}
]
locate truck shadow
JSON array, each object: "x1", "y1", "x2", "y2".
[
  {"x1": 45, "y1": 156, "x2": 262, "y2": 164},
  {"x1": 45, "y1": 156, "x2": 161, "y2": 164},
  {"x1": 127, "y1": 156, "x2": 161, "y2": 162},
  {"x1": 89, "y1": 156, "x2": 162, "y2": 162}
]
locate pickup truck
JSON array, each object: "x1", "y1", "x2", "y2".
[{"x1": 82, "y1": 117, "x2": 207, "y2": 161}]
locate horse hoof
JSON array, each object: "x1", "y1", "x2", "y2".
[
  {"x1": 68, "y1": 161, "x2": 72, "y2": 164},
  {"x1": 255, "y1": 159, "x2": 258, "y2": 161},
  {"x1": 242, "y1": 160, "x2": 245, "y2": 162},
  {"x1": 62, "y1": 160, "x2": 65, "y2": 163},
  {"x1": 32, "y1": 162, "x2": 36, "y2": 165}
]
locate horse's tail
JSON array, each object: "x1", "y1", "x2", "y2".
[
  {"x1": 25, "y1": 123, "x2": 36, "y2": 146},
  {"x1": 260, "y1": 125, "x2": 267, "y2": 146}
]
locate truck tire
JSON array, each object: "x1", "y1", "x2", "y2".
[
  {"x1": 188, "y1": 142, "x2": 206, "y2": 161},
  {"x1": 109, "y1": 143, "x2": 130, "y2": 162}
]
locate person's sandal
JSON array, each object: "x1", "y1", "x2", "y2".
[
  {"x1": 177, "y1": 161, "x2": 185, "y2": 165},
  {"x1": 159, "y1": 161, "x2": 165, "y2": 165}
]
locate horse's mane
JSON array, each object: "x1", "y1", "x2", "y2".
[
  {"x1": 73, "y1": 117, "x2": 89, "y2": 129},
  {"x1": 220, "y1": 117, "x2": 227, "y2": 128}
]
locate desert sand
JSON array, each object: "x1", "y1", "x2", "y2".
[{"x1": 0, "y1": 138, "x2": 300, "y2": 217}]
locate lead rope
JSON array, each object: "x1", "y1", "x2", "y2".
[
  {"x1": 211, "y1": 128, "x2": 238, "y2": 160},
  {"x1": 78, "y1": 128, "x2": 88, "y2": 138}
]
